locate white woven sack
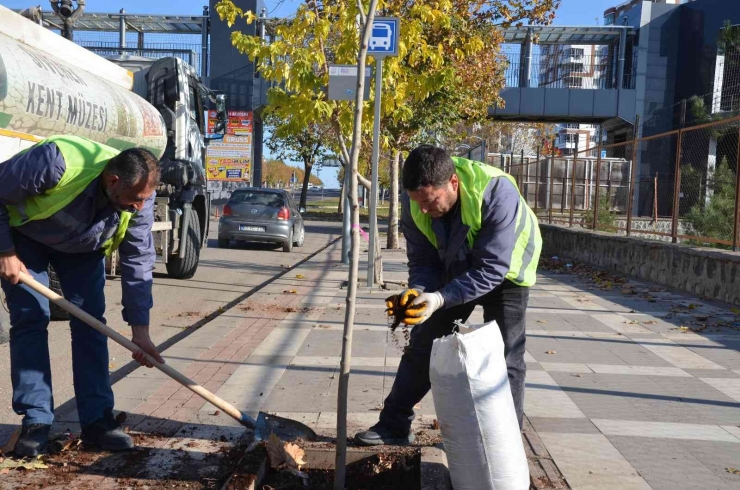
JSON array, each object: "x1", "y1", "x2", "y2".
[{"x1": 430, "y1": 320, "x2": 529, "y2": 490}]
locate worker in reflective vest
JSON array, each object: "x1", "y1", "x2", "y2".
[
  {"x1": 0, "y1": 135, "x2": 165, "y2": 457},
  {"x1": 356, "y1": 145, "x2": 542, "y2": 446}
]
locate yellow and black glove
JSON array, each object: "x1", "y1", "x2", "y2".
[
  {"x1": 402, "y1": 291, "x2": 444, "y2": 326},
  {"x1": 385, "y1": 289, "x2": 421, "y2": 329},
  {"x1": 385, "y1": 289, "x2": 420, "y2": 316}
]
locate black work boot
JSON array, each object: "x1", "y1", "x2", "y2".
[
  {"x1": 354, "y1": 424, "x2": 415, "y2": 446},
  {"x1": 14, "y1": 423, "x2": 51, "y2": 457},
  {"x1": 81, "y1": 411, "x2": 134, "y2": 451}
]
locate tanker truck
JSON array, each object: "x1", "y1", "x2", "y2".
[{"x1": 0, "y1": 5, "x2": 227, "y2": 293}]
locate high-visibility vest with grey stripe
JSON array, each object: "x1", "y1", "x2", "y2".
[
  {"x1": 5, "y1": 135, "x2": 133, "y2": 257},
  {"x1": 410, "y1": 156, "x2": 542, "y2": 287}
]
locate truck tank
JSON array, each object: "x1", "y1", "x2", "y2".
[{"x1": 0, "y1": 31, "x2": 167, "y2": 158}]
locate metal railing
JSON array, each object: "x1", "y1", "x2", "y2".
[
  {"x1": 503, "y1": 50, "x2": 636, "y2": 90},
  {"x1": 489, "y1": 116, "x2": 740, "y2": 250}
]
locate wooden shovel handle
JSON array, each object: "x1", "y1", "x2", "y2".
[{"x1": 18, "y1": 272, "x2": 255, "y2": 428}]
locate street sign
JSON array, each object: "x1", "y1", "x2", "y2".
[
  {"x1": 321, "y1": 157, "x2": 343, "y2": 168},
  {"x1": 328, "y1": 65, "x2": 372, "y2": 101},
  {"x1": 368, "y1": 17, "x2": 400, "y2": 57},
  {"x1": 366, "y1": 17, "x2": 400, "y2": 286}
]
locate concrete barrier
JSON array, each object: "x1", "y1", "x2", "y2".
[{"x1": 540, "y1": 224, "x2": 740, "y2": 306}]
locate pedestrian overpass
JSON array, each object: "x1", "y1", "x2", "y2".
[{"x1": 490, "y1": 25, "x2": 637, "y2": 125}]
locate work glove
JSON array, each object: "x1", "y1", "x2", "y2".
[
  {"x1": 385, "y1": 289, "x2": 420, "y2": 318},
  {"x1": 402, "y1": 291, "x2": 444, "y2": 326}
]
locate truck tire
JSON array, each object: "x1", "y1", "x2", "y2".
[
  {"x1": 166, "y1": 209, "x2": 201, "y2": 279},
  {"x1": 48, "y1": 266, "x2": 70, "y2": 321}
]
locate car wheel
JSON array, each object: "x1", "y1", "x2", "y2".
[
  {"x1": 218, "y1": 237, "x2": 230, "y2": 248},
  {"x1": 294, "y1": 224, "x2": 305, "y2": 247},
  {"x1": 283, "y1": 229, "x2": 294, "y2": 253}
]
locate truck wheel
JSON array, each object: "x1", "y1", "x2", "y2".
[
  {"x1": 48, "y1": 266, "x2": 70, "y2": 321},
  {"x1": 166, "y1": 210, "x2": 201, "y2": 279}
]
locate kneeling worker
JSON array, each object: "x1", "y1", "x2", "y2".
[
  {"x1": 356, "y1": 145, "x2": 541, "y2": 445},
  {"x1": 0, "y1": 135, "x2": 165, "y2": 456}
]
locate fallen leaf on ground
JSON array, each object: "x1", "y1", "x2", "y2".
[
  {"x1": 283, "y1": 289, "x2": 297, "y2": 294},
  {"x1": 688, "y1": 303, "x2": 698, "y2": 310},
  {"x1": 48, "y1": 435, "x2": 80, "y2": 454},
  {"x1": 537, "y1": 320, "x2": 547, "y2": 324},
  {"x1": 545, "y1": 350, "x2": 556, "y2": 355},
  {"x1": 625, "y1": 320, "x2": 638, "y2": 325},
  {"x1": 0, "y1": 456, "x2": 48, "y2": 471},
  {"x1": 266, "y1": 433, "x2": 306, "y2": 471},
  {"x1": 677, "y1": 326, "x2": 690, "y2": 331},
  {"x1": 295, "y1": 274, "x2": 305, "y2": 279},
  {"x1": 1, "y1": 429, "x2": 20, "y2": 455},
  {"x1": 432, "y1": 419, "x2": 440, "y2": 430},
  {"x1": 316, "y1": 324, "x2": 331, "y2": 329},
  {"x1": 726, "y1": 467, "x2": 740, "y2": 475},
  {"x1": 414, "y1": 404, "x2": 422, "y2": 409},
  {"x1": 732, "y1": 307, "x2": 740, "y2": 315},
  {"x1": 643, "y1": 320, "x2": 658, "y2": 325},
  {"x1": 572, "y1": 374, "x2": 583, "y2": 377}
]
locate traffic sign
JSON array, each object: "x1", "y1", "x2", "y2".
[
  {"x1": 328, "y1": 65, "x2": 372, "y2": 101},
  {"x1": 368, "y1": 17, "x2": 399, "y2": 57}
]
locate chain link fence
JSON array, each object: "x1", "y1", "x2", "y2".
[{"x1": 490, "y1": 115, "x2": 740, "y2": 250}]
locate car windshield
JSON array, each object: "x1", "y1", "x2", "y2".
[{"x1": 230, "y1": 192, "x2": 284, "y2": 207}]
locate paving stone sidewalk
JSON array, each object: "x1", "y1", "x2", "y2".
[{"x1": 3, "y1": 237, "x2": 740, "y2": 490}]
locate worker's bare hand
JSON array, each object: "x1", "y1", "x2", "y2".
[
  {"x1": 0, "y1": 251, "x2": 29, "y2": 285},
  {"x1": 131, "y1": 326, "x2": 165, "y2": 368}
]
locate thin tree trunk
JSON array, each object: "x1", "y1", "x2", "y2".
[
  {"x1": 334, "y1": 0, "x2": 378, "y2": 487},
  {"x1": 299, "y1": 162, "x2": 313, "y2": 210},
  {"x1": 387, "y1": 149, "x2": 400, "y2": 249},
  {"x1": 336, "y1": 127, "x2": 373, "y2": 191}
]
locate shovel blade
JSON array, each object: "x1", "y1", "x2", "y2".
[{"x1": 254, "y1": 412, "x2": 317, "y2": 442}]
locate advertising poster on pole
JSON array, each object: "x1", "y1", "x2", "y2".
[{"x1": 205, "y1": 110, "x2": 253, "y2": 182}]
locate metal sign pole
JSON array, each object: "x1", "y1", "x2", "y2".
[{"x1": 367, "y1": 58, "x2": 383, "y2": 287}]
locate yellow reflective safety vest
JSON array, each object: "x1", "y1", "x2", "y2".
[
  {"x1": 409, "y1": 157, "x2": 542, "y2": 287},
  {"x1": 6, "y1": 135, "x2": 133, "y2": 257}
]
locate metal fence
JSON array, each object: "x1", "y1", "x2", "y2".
[
  {"x1": 490, "y1": 115, "x2": 740, "y2": 251},
  {"x1": 49, "y1": 30, "x2": 206, "y2": 76},
  {"x1": 502, "y1": 45, "x2": 637, "y2": 90}
]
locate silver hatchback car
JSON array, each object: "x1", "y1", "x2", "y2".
[{"x1": 217, "y1": 188, "x2": 305, "y2": 252}]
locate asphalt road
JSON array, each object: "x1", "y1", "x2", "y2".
[{"x1": 0, "y1": 219, "x2": 341, "y2": 431}]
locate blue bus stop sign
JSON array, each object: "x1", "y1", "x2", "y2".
[{"x1": 368, "y1": 18, "x2": 400, "y2": 57}]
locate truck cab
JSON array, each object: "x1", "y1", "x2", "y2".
[{"x1": 108, "y1": 55, "x2": 227, "y2": 279}]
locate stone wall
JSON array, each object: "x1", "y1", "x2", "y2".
[
  {"x1": 540, "y1": 224, "x2": 740, "y2": 306},
  {"x1": 539, "y1": 215, "x2": 691, "y2": 244}
]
